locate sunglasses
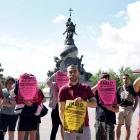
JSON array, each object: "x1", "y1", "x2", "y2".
[{"x1": 67, "y1": 63, "x2": 78, "y2": 67}]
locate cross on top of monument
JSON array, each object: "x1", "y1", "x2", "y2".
[{"x1": 69, "y1": 8, "x2": 73, "y2": 17}]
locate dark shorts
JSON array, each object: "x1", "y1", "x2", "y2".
[
  {"x1": 17, "y1": 115, "x2": 38, "y2": 131},
  {"x1": 51, "y1": 103, "x2": 62, "y2": 125},
  {"x1": 94, "y1": 120, "x2": 115, "y2": 140},
  {"x1": 1, "y1": 114, "x2": 18, "y2": 132}
]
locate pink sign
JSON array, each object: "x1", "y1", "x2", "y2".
[
  {"x1": 18, "y1": 74, "x2": 38, "y2": 103},
  {"x1": 98, "y1": 80, "x2": 117, "y2": 106},
  {"x1": 56, "y1": 72, "x2": 69, "y2": 89}
]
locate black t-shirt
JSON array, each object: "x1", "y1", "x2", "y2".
[
  {"x1": 117, "y1": 85, "x2": 137, "y2": 107},
  {"x1": 95, "y1": 90, "x2": 121, "y2": 124}
]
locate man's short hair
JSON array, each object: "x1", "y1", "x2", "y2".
[
  {"x1": 67, "y1": 63, "x2": 78, "y2": 71},
  {"x1": 123, "y1": 74, "x2": 129, "y2": 77},
  {"x1": 99, "y1": 72, "x2": 110, "y2": 80},
  {"x1": 4, "y1": 76, "x2": 15, "y2": 88}
]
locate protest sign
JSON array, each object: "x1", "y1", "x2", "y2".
[
  {"x1": 56, "y1": 72, "x2": 69, "y2": 89},
  {"x1": 98, "y1": 80, "x2": 117, "y2": 106},
  {"x1": 18, "y1": 74, "x2": 38, "y2": 103},
  {"x1": 63, "y1": 100, "x2": 87, "y2": 134}
]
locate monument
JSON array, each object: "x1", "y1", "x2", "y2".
[{"x1": 47, "y1": 8, "x2": 93, "y2": 87}]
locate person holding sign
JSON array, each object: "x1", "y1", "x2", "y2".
[
  {"x1": 116, "y1": 74, "x2": 138, "y2": 140},
  {"x1": 10, "y1": 73, "x2": 43, "y2": 140},
  {"x1": 58, "y1": 64, "x2": 97, "y2": 140},
  {"x1": 133, "y1": 76, "x2": 140, "y2": 140},
  {"x1": 46, "y1": 71, "x2": 64, "y2": 140},
  {"x1": 91, "y1": 72, "x2": 121, "y2": 140}
]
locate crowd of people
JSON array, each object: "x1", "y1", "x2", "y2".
[{"x1": 0, "y1": 64, "x2": 140, "y2": 140}]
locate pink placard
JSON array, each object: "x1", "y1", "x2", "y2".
[
  {"x1": 56, "y1": 72, "x2": 69, "y2": 89},
  {"x1": 18, "y1": 74, "x2": 38, "y2": 103},
  {"x1": 98, "y1": 80, "x2": 117, "y2": 106}
]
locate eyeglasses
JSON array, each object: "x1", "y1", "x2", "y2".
[
  {"x1": 67, "y1": 63, "x2": 78, "y2": 67},
  {"x1": 7, "y1": 82, "x2": 14, "y2": 85}
]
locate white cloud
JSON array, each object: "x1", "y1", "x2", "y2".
[
  {"x1": 80, "y1": 51, "x2": 99, "y2": 59},
  {"x1": 95, "y1": 1, "x2": 140, "y2": 73},
  {"x1": 110, "y1": 11, "x2": 125, "y2": 17},
  {"x1": 87, "y1": 26, "x2": 96, "y2": 34},
  {"x1": 53, "y1": 15, "x2": 67, "y2": 23},
  {"x1": 89, "y1": 36, "x2": 95, "y2": 41},
  {"x1": 97, "y1": 1, "x2": 140, "y2": 55},
  {"x1": 0, "y1": 34, "x2": 62, "y2": 81},
  {"x1": 81, "y1": 35, "x2": 87, "y2": 38}
]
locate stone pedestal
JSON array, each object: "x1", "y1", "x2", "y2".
[
  {"x1": 84, "y1": 81, "x2": 93, "y2": 88},
  {"x1": 78, "y1": 75, "x2": 85, "y2": 83}
]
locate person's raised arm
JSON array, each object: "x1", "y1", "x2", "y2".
[
  {"x1": 91, "y1": 84, "x2": 98, "y2": 95},
  {"x1": 59, "y1": 102, "x2": 65, "y2": 125},
  {"x1": 46, "y1": 71, "x2": 61, "y2": 88},
  {"x1": 46, "y1": 73, "x2": 56, "y2": 88},
  {"x1": 133, "y1": 77, "x2": 140, "y2": 93},
  {"x1": 91, "y1": 79, "x2": 107, "y2": 95}
]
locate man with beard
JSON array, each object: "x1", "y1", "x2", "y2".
[
  {"x1": 116, "y1": 74, "x2": 138, "y2": 140},
  {"x1": 92, "y1": 72, "x2": 121, "y2": 140},
  {"x1": 58, "y1": 64, "x2": 97, "y2": 140}
]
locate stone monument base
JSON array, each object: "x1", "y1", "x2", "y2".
[{"x1": 78, "y1": 75, "x2": 93, "y2": 88}]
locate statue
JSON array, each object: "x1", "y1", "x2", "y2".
[
  {"x1": 85, "y1": 72, "x2": 92, "y2": 81},
  {"x1": 63, "y1": 18, "x2": 77, "y2": 45},
  {"x1": 78, "y1": 55, "x2": 83, "y2": 68},
  {"x1": 63, "y1": 18, "x2": 77, "y2": 39},
  {"x1": 80, "y1": 64, "x2": 86, "y2": 75},
  {"x1": 54, "y1": 56, "x2": 62, "y2": 70}
]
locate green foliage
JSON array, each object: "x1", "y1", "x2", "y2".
[
  {"x1": 90, "y1": 69, "x2": 103, "y2": 86},
  {"x1": 0, "y1": 63, "x2": 4, "y2": 78},
  {"x1": 38, "y1": 84, "x2": 45, "y2": 89},
  {"x1": 90, "y1": 66, "x2": 140, "y2": 88},
  {"x1": 15, "y1": 78, "x2": 19, "y2": 80},
  {"x1": 118, "y1": 66, "x2": 140, "y2": 86},
  {"x1": 108, "y1": 68, "x2": 120, "y2": 87},
  {"x1": 0, "y1": 63, "x2": 5, "y2": 85}
]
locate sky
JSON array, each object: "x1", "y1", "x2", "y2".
[{"x1": 0, "y1": 0, "x2": 140, "y2": 81}]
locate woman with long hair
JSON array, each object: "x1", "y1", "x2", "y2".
[
  {"x1": 10, "y1": 73, "x2": 43, "y2": 140},
  {"x1": 1, "y1": 76, "x2": 18, "y2": 140}
]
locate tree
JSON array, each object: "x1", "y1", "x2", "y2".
[
  {"x1": 108, "y1": 68, "x2": 120, "y2": 87},
  {"x1": 90, "y1": 66, "x2": 140, "y2": 88},
  {"x1": 0, "y1": 63, "x2": 5, "y2": 85},
  {"x1": 38, "y1": 84, "x2": 45, "y2": 90},
  {"x1": 118, "y1": 66, "x2": 140, "y2": 86},
  {"x1": 0, "y1": 63, "x2": 4, "y2": 79},
  {"x1": 90, "y1": 69, "x2": 103, "y2": 86}
]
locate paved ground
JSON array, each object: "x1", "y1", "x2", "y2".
[{"x1": 5, "y1": 101, "x2": 139, "y2": 140}]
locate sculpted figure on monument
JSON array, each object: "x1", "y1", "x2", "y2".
[
  {"x1": 85, "y1": 72, "x2": 92, "y2": 81},
  {"x1": 80, "y1": 64, "x2": 86, "y2": 75},
  {"x1": 54, "y1": 56, "x2": 62, "y2": 69},
  {"x1": 63, "y1": 18, "x2": 77, "y2": 45}
]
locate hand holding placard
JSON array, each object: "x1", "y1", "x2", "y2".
[
  {"x1": 18, "y1": 74, "x2": 38, "y2": 103},
  {"x1": 98, "y1": 80, "x2": 117, "y2": 106},
  {"x1": 56, "y1": 72, "x2": 69, "y2": 89}
]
